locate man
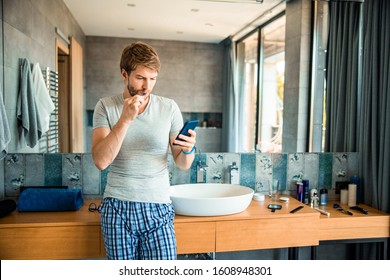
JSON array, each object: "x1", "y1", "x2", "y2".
[{"x1": 92, "y1": 41, "x2": 196, "y2": 260}]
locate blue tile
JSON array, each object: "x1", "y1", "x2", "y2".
[
  {"x1": 303, "y1": 153, "x2": 319, "y2": 191},
  {"x1": 44, "y1": 153, "x2": 62, "y2": 186},
  {"x1": 206, "y1": 153, "x2": 224, "y2": 183},
  {"x1": 190, "y1": 153, "x2": 206, "y2": 183},
  {"x1": 25, "y1": 154, "x2": 44, "y2": 186},
  {"x1": 171, "y1": 165, "x2": 191, "y2": 185},
  {"x1": 272, "y1": 153, "x2": 287, "y2": 191},
  {"x1": 168, "y1": 153, "x2": 174, "y2": 185},
  {"x1": 333, "y1": 153, "x2": 348, "y2": 180},
  {"x1": 224, "y1": 153, "x2": 240, "y2": 183},
  {"x1": 319, "y1": 153, "x2": 333, "y2": 189},
  {"x1": 4, "y1": 154, "x2": 25, "y2": 197},
  {"x1": 82, "y1": 154, "x2": 100, "y2": 195},
  {"x1": 100, "y1": 168, "x2": 109, "y2": 194},
  {"x1": 287, "y1": 153, "x2": 305, "y2": 190},
  {"x1": 347, "y1": 152, "x2": 359, "y2": 178},
  {"x1": 240, "y1": 153, "x2": 256, "y2": 189},
  {"x1": 0, "y1": 158, "x2": 4, "y2": 200},
  {"x1": 168, "y1": 149, "x2": 191, "y2": 185},
  {"x1": 62, "y1": 154, "x2": 82, "y2": 189},
  {"x1": 256, "y1": 153, "x2": 273, "y2": 192}
]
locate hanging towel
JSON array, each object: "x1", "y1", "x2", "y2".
[
  {"x1": 18, "y1": 188, "x2": 84, "y2": 212},
  {"x1": 16, "y1": 58, "x2": 42, "y2": 148},
  {"x1": 0, "y1": 86, "x2": 11, "y2": 160},
  {"x1": 31, "y1": 63, "x2": 55, "y2": 134}
]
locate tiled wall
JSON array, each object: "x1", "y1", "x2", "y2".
[{"x1": 0, "y1": 152, "x2": 359, "y2": 201}]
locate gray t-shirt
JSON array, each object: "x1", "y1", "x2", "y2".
[{"x1": 93, "y1": 93, "x2": 183, "y2": 203}]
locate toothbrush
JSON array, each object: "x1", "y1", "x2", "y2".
[{"x1": 313, "y1": 207, "x2": 330, "y2": 217}]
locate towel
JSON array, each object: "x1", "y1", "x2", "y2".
[
  {"x1": 31, "y1": 63, "x2": 55, "y2": 133},
  {"x1": 17, "y1": 58, "x2": 42, "y2": 148},
  {"x1": 0, "y1": 86, "x2": 11, "y2": 160},
  {"x1": 18, "y1": 188, "x2": 84, "y2": 212}
]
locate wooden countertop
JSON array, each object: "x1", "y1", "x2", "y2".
[
  {"x1": 174, "y1": 195, "x2": 319, "y2": 222},
  {"x1": 1, "y1": 197, "x2": 388, "y2": 241},
  {"x1": 0, "y1": 200, "x2": 102, "y2": 228},
  {"x1": 0, "y1": 196, "x2": 318, "y2": 228}
]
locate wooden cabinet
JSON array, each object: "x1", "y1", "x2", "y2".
[
  {"x1": 216, "y1": 215, "x2": 319, "y2": 252},
  {"x1": 1, "y1": 198, "x2": 388, "y2": 260},
  {"x1": 0, "y1": 200, "x2": 104, "y2": 260},
  {"x1": 175, "y1": 222, "x2": 215, "y2": 254},
  {"x1": 318, "y1": 204, "x2": 390, "y2": 241},
  {"x1": 0, "y1": 225, "x2": 102, "y2": 259}
]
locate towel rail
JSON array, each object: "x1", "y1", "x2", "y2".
[{"x1": 39, "y1": 67, "x2": 59, "y2": 153}]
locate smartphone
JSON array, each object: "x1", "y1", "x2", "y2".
[{"x1": 174, "y1": 120, "x2": 199, "y2": 143}]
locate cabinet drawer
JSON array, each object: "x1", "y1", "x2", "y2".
[
  {"x1": 175, "y1": 222, "x2": 215, "y2": 254},
  {"x1": 216, "y1": 217, "x2": 319, "y2": 252},
  {"x1": 0, "y1": 225, "x2": 102, "y2": 260}
]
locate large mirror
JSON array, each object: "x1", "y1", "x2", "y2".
[{"x1": 2, "y1": 0, "x2": 318, "y2": 154}]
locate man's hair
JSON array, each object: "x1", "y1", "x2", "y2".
[{"x1": 120, "y1": 41, "x2": 161, "y2": 74}]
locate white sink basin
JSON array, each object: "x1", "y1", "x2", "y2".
[{"x1": 170, "y1": 183, "x2": 254, "y2": 216}]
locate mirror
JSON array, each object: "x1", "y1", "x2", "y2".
[{"x1": 2, "y1": 0, "x2": 313, "y2": 154}]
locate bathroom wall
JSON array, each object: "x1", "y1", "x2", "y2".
[
  {"x1": 0, "y1": 152, "x2": 359, "y2": 201},
  {"x1": 1, "y1": 0, "x2": 85, "y2": 153}
]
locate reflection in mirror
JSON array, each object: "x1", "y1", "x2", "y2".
[{"x1": 236, "y1": 14, "x2": 285, "y2": 153}]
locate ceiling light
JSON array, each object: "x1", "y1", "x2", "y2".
[
  {"x1": 127, "y1": 3, "x2": 136, "y2": 7},
  {"x1": 205, "y1": 23, "x2": 214, "y2": 27},
  {"x1": 128, "y1": 27, "x2": 135, "y2": 31},
  {"x1": 191, "y1": 8, "x2": 199, "y2": 12}
]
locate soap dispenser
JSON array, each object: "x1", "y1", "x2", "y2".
[{"x1": 229, "y1": 162, "x2": 239, "y2": 184}]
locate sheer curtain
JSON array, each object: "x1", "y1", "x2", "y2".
[
  {"x1": 358, "y1": 0, "x2": 390, "y2": 213},
  {"x1": 221, "y1": 37, "x2": 239, "y2": 152}
]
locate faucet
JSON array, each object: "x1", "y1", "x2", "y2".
[
  {"x1": 196, "y1": 149, "x2": 208, "y2": 183},
  {"x1": 228, "y1": 161, "x2": 239, "y2": 184}
]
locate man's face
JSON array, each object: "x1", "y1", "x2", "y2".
[{"x1": 123, "y1": 65, "x2": 158, "y2": 97}]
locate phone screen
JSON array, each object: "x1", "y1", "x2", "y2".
[{"x1": 174, "y1": 120, "x2": 199, "y2": 142}]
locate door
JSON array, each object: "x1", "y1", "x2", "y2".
[
  {"x1": 56, "y1": 37, "x2": 84, "y2": 153},
  {"x1": 70, "y1": 37, "x2": 84, "y2": 153}
]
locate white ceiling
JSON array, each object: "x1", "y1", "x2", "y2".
[{"x1": 63, "y1": 0, "x2": 285, "y2": 44}]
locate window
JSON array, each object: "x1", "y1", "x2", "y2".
[{"x1": 237, "y1": 14, "x2": 286, "y2": 153}]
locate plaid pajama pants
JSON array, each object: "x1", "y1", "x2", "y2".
[{"x1": 100, "y1": 197, "x2": 177, "y2": 260}]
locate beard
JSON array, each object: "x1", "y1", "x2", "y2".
[
  {"x1": 127, "y1": 76, "x2": 147, "y2": 97},
  {"x1": 127, "y1": 84, "x2": 138, "y2": 96}
]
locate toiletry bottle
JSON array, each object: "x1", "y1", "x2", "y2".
[
  {"x1": 296, "y1": 181, "x2": 303, "y2": 202},
  {"x1": 310, "y1": 191, "x2": 319, "y2": 207},
  {"x1": 302, "y1": 179, "x2": 310, "y2": 204},
  {"x1": 320, "y1": 189, "x2": 328, "y2": 206},
  {"x1": 229, "y1": 162, "x2": 239, "y2": 184},
  {"x1": 350, "y1": 175, "x2": 361, "y2": 204}
]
